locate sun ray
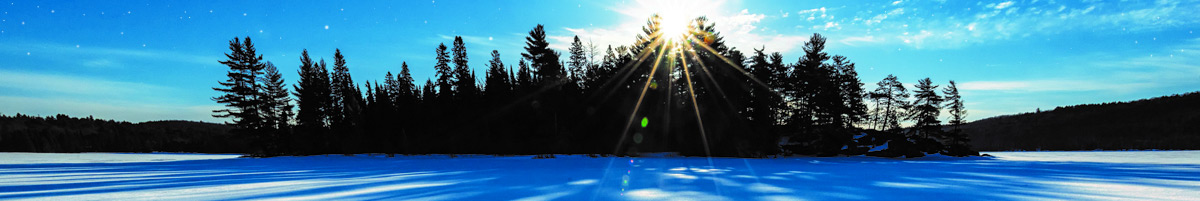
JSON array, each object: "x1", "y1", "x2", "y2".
[
  {"x1": 611, "y1": 39, "x2": 671, "y2": 155},
  {"x1": 678, "y1": 49, "x2": 724, "y2": 196}
]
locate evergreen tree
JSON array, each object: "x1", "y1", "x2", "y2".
[
  {"x1": 395, "y1": 62, "x2": 417, "y2": 107},
  {"x1": 568, "y1": 36, "x2": 588, "y2": 89},
  {"x1": 523, "y1": 24, "x2": 564, "y2": 85},
  {"x1": 746, "y1": 48, "x2": 779, "y2": 127},
  {"x1": 294, "y1": 49, "x2": 331, "y2": 129},
  {"x1": 871, "y1": 74, "x2": 909, "y2": 130},
  {"x1": 330, "y1": 49, "x2": 363, "y2": 128},
  {"x1": 485, "y1": 50, "x2": 511, "y2": 99},
  {"x1": 909, "y1": 77, "x2": 943, "y2": 138},
  {"x1": 452, "y1": 36, "x2": 478, "y2": 100},
  {"x1": 434, "y1": 43, "x2": 455, "y2": 101},
  {"x1": 212, "y1": 37, "x2": 266, "y2": 130},
  {"x1": 329, "y1": 49, "x2": 364, "y2": 152},
  {"x1": 944, "y1": 80, "x2": 966, "y2": 132},
  {"x1": 832, "y1": 56, "x2": 867, "y2": 128},
  {"x1": 260, "y1": 62, "x2": 293, "y2": 130},
  {"x1": 516, "y1": 59, "x2": 533, "y2": 91}
]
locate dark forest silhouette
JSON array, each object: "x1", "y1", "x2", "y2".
[
  {"x1": 207, "y1": 16, "x2": 976, "y2": 157},
  {"x1": 964, "y1": 92, "x2": 1200, "y2": 151},
  {"x1": 0, "y1": 16, "x2": 983, "y2": 158}
]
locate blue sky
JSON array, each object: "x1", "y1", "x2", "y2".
[{"x1": 1, "y1": 0, "x2": 1197, "y2": 123}]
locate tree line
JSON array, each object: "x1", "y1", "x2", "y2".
[
  {"x1": 964, "y1": 91, "x2": 1200, "y2": 151},
  {"x1": 214, "y1": 15, "x2": 976, "y2": 157}
]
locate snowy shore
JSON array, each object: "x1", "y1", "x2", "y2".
[{"x1": 1, "y1": 151, "x2": 1198, "y2": 200}]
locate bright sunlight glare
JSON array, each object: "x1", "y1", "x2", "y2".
[{"x1": 624, "y1": 0, "x2": 720, "y2": 43}]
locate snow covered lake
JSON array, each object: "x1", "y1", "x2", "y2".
[{"x1": 1, "y1": 151, "x2": 1198, "y2": 201}]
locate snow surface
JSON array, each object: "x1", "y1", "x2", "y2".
[{"x1": 0, "y1": 151, "x2": 1198, "y2": 200}]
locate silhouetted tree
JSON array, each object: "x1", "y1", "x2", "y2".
[
  {"x1": 434, "y1": 43, "x2": 455, "y2": 102},
  {"x1": 568, "y1": 36, "x2": 588, "y2": 89},
  {"x1": 329, "y1": 49, "x2": 364, "y2": 153},
  {"x1": 260, "y1": 62, "x2": 293, "y2": 130},
  {"x1": 485, "y1": 50, "x2": 511, "y2": 100},
  {"x1": 212, "y1": 37, "x2": 266, "y2": 130},
  {"x1": 294, "y1": 50, "x2": 331, "y2": 130},
  {"x1": 452, "y1": 36, "x2": 479, "y2": 101},
  {"x1": 909, "y1": 77, "x2": 943, "y2": 138},
  {"x1": 871, "y1": 74, "x2": 909, "y2": 131}
]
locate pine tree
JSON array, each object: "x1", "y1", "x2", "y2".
[
  {"x1": 747, "y1": 48, "x2": 777, "y2": 126},
  {"x1": 485, "y1": 50, "x2": 511, "y2": 99},
  {"x1": 452, "y1": 36, "x2": 478, "y2": 100},
  {"x1": 871, "y1": 74, "x2": 909, "y2": 130},
  {"x1": 329, "y1": 49, "x2": 363, "y2": 128},
  {"x1": 260, "y1": 62, "x2": 293, "y2": 130},
  {"x1": 294, "y1": 49, "x2": 331, "y2": 130},
  {"x1": 909, "y1": 77, "x2": 943, "y2": 138},
  {"x1": 423, "y1": 79, "x2": 437, "y2": 103},
  {"x1": 516, "y1": 59, "x2": 533, "y2": 91},
  {"x1": 568, "y1": 36, "x2": 588, "y2": 89},
  {"x1": 523, "y1": 24, "x2": 564, "y2": 85},
  {"x1": 832, "y1": 56, "x2": 867, "y2": 128},
  {"x1": 943, "y1": 80, "x2": 966, "y2": 132},
  {"x1": 434, "y1": 43, "x2": 455, "y2": 101},
  {"x1": 394, "y1": 62, "x2": 417, "y2": 107},
  {"x1": 941, "y1": 80, "x2": 975, "y2": 156},
  {"x1": 212, "y1": 37, "x2": 266, "y2": 130},
  {"x1": 329, "y1": 49, "x2": 364, "y2": 153}
]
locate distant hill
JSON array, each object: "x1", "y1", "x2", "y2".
[
  {"x1": 963, "y1": 92, "x2": 1200, "y2": 151},
  {"x1": 0, "y1": 114, "x2": 246, "y2": 153}
]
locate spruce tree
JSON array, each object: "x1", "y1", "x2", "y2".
[
  {"x1": 434, "y1": 43, "x2": 455, "y2": 101},
  {"x1": 294, "y1": 49, "x2": 331, "y2": 129},
  {"x1": 485, "y1": 50, "x2": 511, "y2": 99},
  {"x1": 330, "y1": 49, "x2": 363, "y2": 128},
  {"x1": 516, "y1": 59, "x2": 532, "y2": 92},
  {"x1": 452, "y1": 36, "x2": 478, "y2": 100},
  {"x1": 568, "y1": 36, "x2": 588, "y2": 89},
  {"x1": 396, "y1": 62, "x2": 417, "y2": 107}
]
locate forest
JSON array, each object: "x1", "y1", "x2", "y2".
[
  {"x1": 2, "y1": 16, "x2": 976, "y2": 158},
  {"x1": 964, "y1": 92, "x2": 1200, "y2": 151}
]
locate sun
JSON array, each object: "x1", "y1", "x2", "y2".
[
  {"x1": 624, "y1": 0, "x2": 719, "y2": 44},
  {"x1": 657, "y1": 12, "x2": 692, "y2": 43}
]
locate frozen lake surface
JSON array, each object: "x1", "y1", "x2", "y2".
[{"x1": 1, "y1": 151, "x2": 1198, "y2": 200}]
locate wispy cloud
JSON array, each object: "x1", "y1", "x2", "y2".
[
  {"x1": 961, "y1": 37, "x2": 1200, "y2": 93},
  {"x1": 0, "y1": 96, "x2": 222, "y2": 123},
  {"x1": 960, "y1": 80, "x2": 1154, "y2": 92},
  {"x1": 0, "y1": 69, "x2": 175, "y2": 97},
  {"x1": 0, "y1": 69, "x2": 219, "y2": 122},
  {"x1": 823, "y1": 0, "x2": 1200, "y2": 49},
  {"x1": 5, "y1": 41, "x2": 220, "y2": 66}
]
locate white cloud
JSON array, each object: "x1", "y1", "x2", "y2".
[
  {"x1": 992, "y1": 1, "x2": 1015, "y2": 9},
  {"x1": 837, "y1": 0, "x2": 1200, "y2": 49},
  {"x1": 0, "y1": 70, "x2": 219, "y2": 122},
  {"x1": 0, "y1": 69, "x2": 175, "y2": 97},
  {"x1": 3, "y1": 42, "x2": 218, "y2": 65},
  {"x1": 962, "y1": 38, "x2": 1200, "y2": 93}
]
